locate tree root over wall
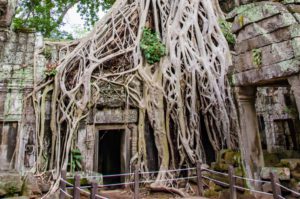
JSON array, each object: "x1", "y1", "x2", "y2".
[{"x1": 31, "y1": 0, "x2": 240, "y2": 195}]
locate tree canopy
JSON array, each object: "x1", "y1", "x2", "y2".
[{"x1": 13, "y1": 0, "x2": 115, "y2": 38}]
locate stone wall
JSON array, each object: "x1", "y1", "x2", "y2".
[
  {"x1": 0, "y1": 29, "x2": 44, "y2": 171},
  {"x1": 230, "y1": 1, "x2": 300, "y2": 181},
  {"x1": 256, "y1": 87, "x2": 300, "y2": 152},
  {"x1": 229, "y1": 1, "x2": 300, "y2": 86},
  {"x1": 0, "y1": 1, "x2": 46, "y2": 171}
]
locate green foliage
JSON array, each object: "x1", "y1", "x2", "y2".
[
  {"x1": 219, "y1": 19, "x2": 236, "y2": 45},
  {"x1": 68, "y1": 148, "x2": 83, "y2": 173},
  {"x1": 227, "y1": 73, "x2": 234, "y2": 87},
  {"x1": 13, "y1": 0, "x2": 116, "y2": 39},
  {"x1": 252, "y1": 48, "x2": 262, "y2": 67},
  {"x1": 43, "y1": 47, "x2": 52, "y2": 60},
  {"x1": 140, "y1": 28, "x2": 166, "y2": 65}
]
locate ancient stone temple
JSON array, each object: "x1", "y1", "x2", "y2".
[{"x1": 1, "y1": 0, "x2": 300, "y2": 198}]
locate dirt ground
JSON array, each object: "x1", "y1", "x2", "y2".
[{"x1": 77, "y1": 186, "x2": 205, "y2": 199}]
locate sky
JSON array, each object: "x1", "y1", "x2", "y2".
[{"x1": 60, "y1": 5, "x2": 106, "y2": 39}]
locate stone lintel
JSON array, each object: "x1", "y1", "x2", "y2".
[
  {"x1": 92, "y1": 109, "x2": 138, "y2": 124},
  {"x1": 232, "y1": 59, "x2": 300, "y2": 86}
]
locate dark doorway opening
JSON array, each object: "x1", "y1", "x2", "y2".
[
  {"x1": 98, "y1": 130, "x2": 123, "y2": 185},
  {"x1": 144, "y1": 114, "x2": 159, "y2": 172},
  {"x1": 200, "y1": 115, "x2": 215, "y2": 164}
]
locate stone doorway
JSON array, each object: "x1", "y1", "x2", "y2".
[
  {"x1": 93, "y1": 125, "x2": 130, "y2": 186},
  {"x1": 98, "y1": 129, "x2": 123, "y2": 185}
]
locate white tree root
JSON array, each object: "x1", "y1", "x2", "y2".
[{"x1": 31, "y1": 0, "x2": 240, "y2": 195}]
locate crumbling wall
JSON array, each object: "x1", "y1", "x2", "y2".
[{"x1": 256, "y1": 87, "x2": 300, "y2": 152}]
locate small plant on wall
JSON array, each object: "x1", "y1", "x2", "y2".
[
  {"x1": 140, "y1": 27, "x2": 166, "y2": 64},
  {"x1": 68, "y1": 148, "x2": 83, "y2": 173},
  {"x1": 252, "y1": 48, "x2": 262, "y2": 68}
]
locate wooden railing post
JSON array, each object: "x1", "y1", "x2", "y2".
[
  {"x1": 73, "y1": 175, "x2": 80, "y2": 199},
  {"x1": 134, "y1": 164, "x2": 140, "y2": 199},
  {"x1": 90, "y1": 181, "x2": 98, "y2": 199},
  {"x1": 270, "y1": 172, "x2": 282, "y2": 199},
  {"x1": 59, "y1": 170, "x2": 67, "y2": 199},
  {"x1": 228, "y1": 165, "x2": 237, "y2": 199},
  {"x1": 196, "y1": 161, "x2": 203, "y2": 196}
]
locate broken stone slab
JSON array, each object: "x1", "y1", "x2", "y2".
[
  {"x1": 261, "y1": 167, "x2": 290, "y2": 180},
  {"x1": 281, "y1": 159, "x2": 300, "y2": 170},
  {"x1": 0, "y1": 172, "x2": 23, "y2": 197}
]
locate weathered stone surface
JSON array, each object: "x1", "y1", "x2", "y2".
[
  {"x1": 236, "y1": 13, "x2": 296, "y2": 42},
  {"x1": 281, "y1": 159, "x2": 300, "y2": 170},
  {"x1": 0, "y1": 173, "x2": 22, "y2": 196},
  {"x1": 93, "y1": 109, "x2": 138, "y2": 124},
  {"x1": 234, "y1": 40, "x2": 295, "y2": 72},
  {"x1": 232, "y1": 59, "x2": 300, "y2": 86},
  {"x1": 261, "y1": 167, "x2": 290, "y2": 180},
  {"x1": 235, "y1": 24, "x2": 300, "y2": 54},
  {"x1": 235, "y1": 87, "x2": 264, "y2": 182},
  {"x1": 232, "y1": 2, "x2": 290, "y2": 34}
]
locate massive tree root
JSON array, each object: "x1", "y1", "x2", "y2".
[{"x1": 31, "y1": 0, "x2": 240, "y2": 195}]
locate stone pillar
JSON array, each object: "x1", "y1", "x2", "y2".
[
  {"x1": 235, "y1": 87, "x2": 264, "y2": 181},
  {"x1": 288, "y1": 75, "x2": 300, "y2": 120}
]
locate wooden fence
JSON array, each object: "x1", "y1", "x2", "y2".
[{"x1": 59, "y1": 162, "x2": 299, "y2": 199}]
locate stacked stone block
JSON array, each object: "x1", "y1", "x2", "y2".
[
  {"x1": 0, "y1": 30, "x2": 44, "y2": 171},
  {"x1": 229, "y1": 1, "x2": 300, "y2": 86}
]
